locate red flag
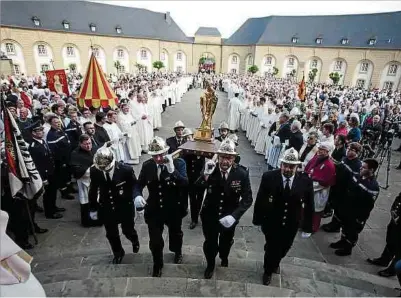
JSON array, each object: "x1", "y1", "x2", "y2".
[
  {"x1": 20, "y1": 91, "x2": 32, "y2": 109},
  {"x1": 298, "y1": 75, "x2": 306, "y2": 101},
  {"x1": 45, "y1": 69, "x2": 70, "y2": 96}
]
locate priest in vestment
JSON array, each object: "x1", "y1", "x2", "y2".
[
  {"x1": 148, "y1": 89, "x2": 162, "y2": 130},
  {"x1": 227, "y1": 93, "x2": 241, "y2": 132},
  {"x1": 103, "y1": 110, "x2": 126, "y2": 162},
  {"x1": 117, "y1": 103, "x2": 141, "y2": 165},
  {"x1": 130, "y1": 94, "x2": 154, "y2": 153}
]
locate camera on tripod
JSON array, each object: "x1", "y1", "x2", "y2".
[{"x1": 382, "y1": 129, "x2": 395, "y2": 147}]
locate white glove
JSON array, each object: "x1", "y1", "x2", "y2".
[
  {"x1": 204, "y1": 160, "x2": 216, "y2": 175},
  {"x1": 134, "y1": 196, "x2": 146, "y2": 208},
  {"x1": 165, "y1": 154, "x2": 174, "y2": 173},
  {"x1": 89, "y1": 211, "x2": 98, "y2": 221},
  {"x1": 219, "y1": 215, "x2": 236, "y2": 228},
  {"x1": 301, "y1": 232, "x2": 311, "y2": 238}
]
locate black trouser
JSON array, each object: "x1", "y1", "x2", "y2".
[
  {"x1": 43, "y1": 175, "x2": 58, "y2": 216},
  {"x1": 201, "y1": 218, "x2": 236, "y2": 267},
  {"x1": 55, "y1": 164, "x2": 71, "y2": 192},
  {"x1": 11, "y1": 199, "x2": 38, "y2": 245},
  {"x1": 103, "y1": 212, "x2": 139, "y2": 256},
  {"x1": 379, "y1": 220, "x2": 401, "y2": 271},
  {"x1": 147, "y1": 217, "x2": 183, "y2": 267},
  {"x1": 263, "y1": 226, "x2": 298, "y2": 274},
  {"x1": 188, "y1": 185, "x2": 204, "y2": 223},
  {"x1": 340, "y1": 218, "x2": 366, "y2": 249}
]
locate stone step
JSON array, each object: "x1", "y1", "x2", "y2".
[
  {"x1": 42, "y1": 277, "x2": 298, "y2": 297},
  {"x1": 31, "y1": 247, "x2": 399, "y2": 291},
  {"x1": 34, "y1": 262, "x2": 399, "y2": 296}
]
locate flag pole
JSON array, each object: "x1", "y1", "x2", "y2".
[{"x1": 25, "y1": 200, "x2": 38, "y2": 244}]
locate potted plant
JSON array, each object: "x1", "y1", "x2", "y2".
[
  {"x1": 329, "y1": 72, "x2": 343, "y2": 85},
  {"x1": 308, "y1": 68, "x2": 318, "y2": 82},
  {"x1": 248, "y1": 65, "x2": 259, "y2": 74},
  {"x1": 153, "y1": 61, "x2": 165, "y2": 72}
]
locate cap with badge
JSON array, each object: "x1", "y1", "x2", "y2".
[{"x1": 27, "y1": 121, "x2": 44, "y2": 132}]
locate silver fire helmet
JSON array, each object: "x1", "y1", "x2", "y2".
[
  {"x1": 148, "y1": 136, "x2": 170, "y2": 155},
  {"x1": 93, "y1": 147, "x2": 115, "y2": 171}
]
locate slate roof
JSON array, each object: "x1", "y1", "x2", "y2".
[
  {"x1": 224, "y1": 11, "x2": 401, "y2": 49},
  {"x1": 0, "y1": 0, "x2": 191, "y2": 43},
  {"x1": 195, "y1": 27, "x2": 221, "y2": 37}
]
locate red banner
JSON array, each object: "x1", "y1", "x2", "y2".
[
  {"x1": 45, "y1": 69, "x2": 70, "y2": 96},
  {"x1": 298, "y1": 75, "x2": 306, "y2": 101}
]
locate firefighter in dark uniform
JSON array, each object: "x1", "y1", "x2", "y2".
[
  {"x1": 28, "y1": 121, "x2": 64, "y2": 219},
  {"x1": 182, "y1": 128, "x2": 205, "y2": 229},
  {"x1": 215, "y1": 121, "x2": 229, "y2": 142},
  {"x1": 166, "y1": 121, "x2": 186, "y2": 154},
  {"x1": 65, "y1": 109, "x2": 82, "y2": 150},
  {"x1": 253, "y1": 148, "x2": 314, "y2": 286},
  {"x1": 321, "y1": 142, "x2": 362, "y2": 233},
  {"x1": 46, "y1": 115, "x2": 75, "y2": 200},
  {"x1": 367, "y1": 191, "x2": 401, "y2": 277},
  {"x1": 197, "y1": 139, "x2": 253, "y2": 279},
  {"x1": 330, "y1": 159, "x2": 380, "y2": 256},
  {"x1": 134, "y1": 136, "x2": 188, "y2": 277},
  {"x1": 88, "y1": 147, "x2": 140, "y2": 264}
]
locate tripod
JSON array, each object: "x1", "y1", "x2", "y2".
[{"x1": 374, "y1": 139, "x2": 392, "y2": 190}]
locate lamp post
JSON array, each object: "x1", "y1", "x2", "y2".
[{"x1": 50, "y1": 59, "x2": 55, "y2": 70}]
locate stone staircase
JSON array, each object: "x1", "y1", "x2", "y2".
[{"x1": 31, "y1": 243, "x2": 399, "y2": 297}]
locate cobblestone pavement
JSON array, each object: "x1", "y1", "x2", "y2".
[{"x1": 31, "y1": 88, "x2": 401, "y2": 286}]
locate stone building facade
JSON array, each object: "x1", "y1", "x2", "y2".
[{"x1": 1, "y1": 1, "x2": 400, "y2": 90}]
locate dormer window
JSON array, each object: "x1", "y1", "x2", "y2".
[
  {"x1": 368, "y1": 38, "x2": 377, "y2": 45},
  {"x1": 62, "y1": 20, "x2": 70, "y2": 30},
  {"x1": 341, "y1": 38, "x2": 349, "y2": 45},
  {"x1": 116, "y1": 26, "x2": 122, "y2": 34},
  {"x1": 316, "y1": 38, "x2": 323, "y2": 44},
  {"x1": 387, "y1": 38, "x2": 392, "y2": 44},
  {"x1": 89, "y1": 23, "x2": 96, "y2": 32},
  {"x1": 291, "y1": 37, "x2": 298, "y2": 44},
  {"x1": 32, "y1": 16, "x2": 40, "y2": 27}
]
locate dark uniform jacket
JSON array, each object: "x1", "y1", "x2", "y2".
[
  {"x1": 134, "y1": 158, "x2": 188, "y2": 221},
  {"x1": 268, "y1": 122, "x2": 292, "y2": 143},
  {"x1": 94, "y1": 123, "x2": 110, "y2": 147},
  {"x1": 215, "y1": 135, "x2": 228, "y2": 142},
  {"x1": 88, "y1": 162, "x2": 136, "y2": 223},
  {"x1": 65, "y1": 120, "x2": 82, "y2": 150},
  {"x1": 70, "y1": 147, "x2": 96, "y2": 179},
  {"x1": 288, "y1": 130, "x2": 304, "y2": 152},
  {"x1": 183, "y1": 153, "x2": 205, "y2": 183},
  {"x1": 28, "y1": 138, "x2": 54, "y2": 181},
  {"x1": 166, "y1": 136, "x2": 185, "y2": 154},
  {"x1": 196, "y1": 163, "x2": 253, "y2": 222},
  {"x1": 253, "y1": 170, "x2": 314, "y2": 233},
  {"x1": 391, "y1": 192, "x2": 401, "y2": 226},
  {"x1": 46, "y1": 127, "x2": 72, "y2": 167}
]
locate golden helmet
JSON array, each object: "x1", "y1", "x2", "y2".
[{"x1": 148, "y1": 136, "x2": 170, "y2": 155}]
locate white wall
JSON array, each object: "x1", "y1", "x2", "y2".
[
  {"x1": 136, "y1": 48, "x2": 152, "y2": 72},
  {"x1": 174, "y1": 50, "x2": 186, "y2": 72},
  {"x1": 328, "y1": 59, "x2": 347, "y2": 85},
  {"x1": 245, "y1": 54, "x2": 253, "y2": 72},
  {"x1": 304, "y1": 57, "x2": 322, "y2": 83},
  {"x1": 282, "y1": 55, "x2": 299, "y2": 79},
  {"x1": 260, "y1": 55, "x2": 276, "y2": 75},
  {"x1": 227, "y1": 53, "x2": 240, "y2": 73},
  {"x1": 379, "y1": 61, "x2": 401, "y2": 91},
  {"x1": 62, "y1": 44, "x2": 81, "y2": 74},
  {"x1": 160, "y1": 49, "x2": 169, "y2": 71},
  {"x1": 88, "y1": 45, "x2": 107, "y2": 74},
  {"x1": 351, "y1": 60, "x2": 374, "y2": 89},
  {"x1": 0, "y1": 40, "x2": 26, "y2": 74},
  {"x1": 33, "y1": 42, "x2": 54, "y2": 75},
  {"x1": 112, "y1": 46, "x2": 130, "y2": 73}
]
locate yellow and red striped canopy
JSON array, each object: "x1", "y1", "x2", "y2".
[{"x1": 77, "y1": 54, "x2": 117, "y2": 108}]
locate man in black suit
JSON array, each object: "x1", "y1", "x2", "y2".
[
  {"x1": 166, "y1": 120, "x2": 186, "y2": 154},
  {"x1": 134, "y1": 136, "x2": 188, "y2": 277},
  {"x1": 93, "y1": 112, "x2": 111, "y2": 147},
  {"x1": 268, "y1": 112, "x2": 292, "y2": 144},
  {"x1": 88, "y1": 147, "x2": 140, "y2": 264},
  {"x1": 288, "y1": 120, "x2": 304, "y2": 152},
  {"x1": 215, "y1": 121, "x2": 229, "y2": 142},
  {"x1": 29, "y1": 121, "x2": 64, "y2": 219},
  {"x1": 197, "y1": 139, "x2": 253, "y2": 279},
  {"x1": 182, "y1": 128, "x2": 205, "y2": 229},
  {"x1": 253, "y1": 147, "x2": 314, "y2": 286}
]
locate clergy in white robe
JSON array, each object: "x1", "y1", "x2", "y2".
[
  {"x1": 117, "y1": 104, "x2": 141, "y2": 165},
  {"x1": 227, "y1": 94, "x2": 241, "y2": 131},
  {"x1": 103, "y1": 110, "x2": 126, "y2": 162},
  {"x1": 148, "y1": 90, "x2": 162, "y2": 129},
  {"x1": 130, "y1": 95, "x2": 154, "y2": 152}
]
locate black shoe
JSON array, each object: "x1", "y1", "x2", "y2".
[
  {"x1": 220, "y1": 258, "x2": 228, "y2": 267},
  {"x1": 55, "y1": 207, "x2": 66, "y2": 212},
  {"x1": 152, "y1": 265, "x2": 163, "y2": 277},
  {"x1": 378, "y1": 268, "x2": 396, "y2": 277},
  {"x1": 273, "y1": 266, "x2": 280, "y2": 274},
  {"x1": 35, "y1": 205, "x2": 44, "y2": 213},
  {"x1": 174, "y1": 253, "x2": 183, "y2": 264},
  {"x1": 112, "y1": 250, "x2": 125, "y2": 264},
  {"x1": 322, "y1": 210, "x2": 333, "y2": 218},
  {"x1": 45, "y1": 213, "x2": 63, "y2": 219},
  {"x1": 367, "y1": 257, "x2": 389, "y2": 267},
  {"x1": 329, "y1": 239, "x2": 347, "y2": 249},
  {"x1": 335, "y1": 248, "x2": 352, "y2": 256},
  {"x1": 262, "y1": 272, "x2": 272, "y2": 286},
  {"x1": 322, "y1": 223, "x2": 340, "y2": 233},
  {"x1": 20, "y1": 242, "x2": 34, "y2": 250},
  {"x1": 132, "y1": 241, "x2": 140, "y2": 254},
  {"x1": 34, "y1": 226, "x2": 49, "y2": 234},
  {"x1": 204, "y1": 266, "x2": 214, "y2": 279},
  {"x1": 189, "y1": 222, "x2": 197, "y2": 229}
]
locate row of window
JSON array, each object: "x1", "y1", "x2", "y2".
[{"x1": 290, "y1": 37, "x2": 388, "y2": 46}]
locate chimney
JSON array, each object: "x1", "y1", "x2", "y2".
[{"x1": 165, "y1": 12, "x2": 171, "y2": 25}]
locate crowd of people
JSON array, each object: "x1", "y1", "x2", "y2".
[{"x1": 0, "y1": 70, "x2": 400, "y2": 291}]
